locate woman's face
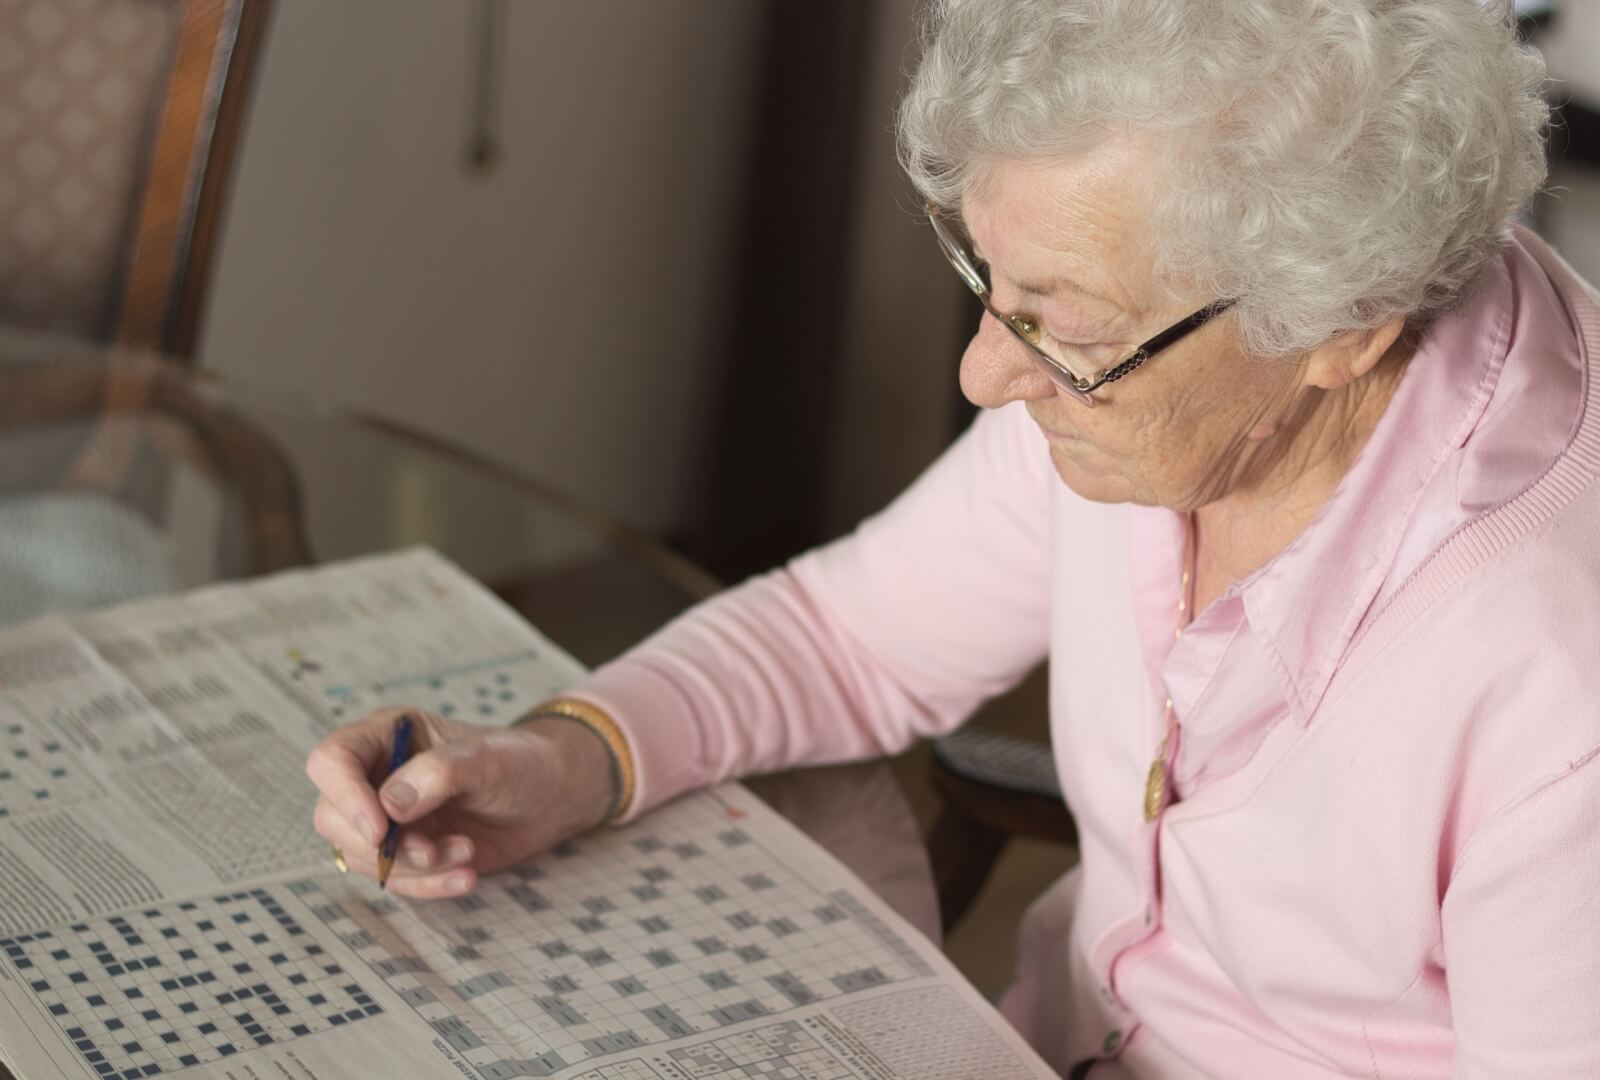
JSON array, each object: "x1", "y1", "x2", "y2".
[{"x1": 959, "y1": 142, "x2": 1311, "y2": 511}]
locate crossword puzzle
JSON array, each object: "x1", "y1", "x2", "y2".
[
  {"x1": 295, "y1": 797, "x2": 934, "y2": 1079},
  {"x1": 0, "y1": 888, "x2": 382, "y2": 1079},
  {"x1": 564, "y1": 1020, "x2": 857, "y2": 1080},
  {"x1": 0, "y1": 717, "x2": 100, "y2": 820}
]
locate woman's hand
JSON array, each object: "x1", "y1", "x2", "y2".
[{"x1": 305, "y1": 707, "x2": 617, "y2": 899}]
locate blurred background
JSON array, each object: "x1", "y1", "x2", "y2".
[
  {"x1": 3, "y1": 0, "x2": 1598, "y2": 993},
  {"x1": 201, "y1": 0, "x2": 973, "y2": 587}
]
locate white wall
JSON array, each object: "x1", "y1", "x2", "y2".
[
  {"x1": 1542, "y1": 2, "x2": 1600, "y2": 104},
  {"x1": 203, "y1": 0, "x2": 766, "y2": 543}
]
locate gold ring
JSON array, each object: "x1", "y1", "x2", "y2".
[{"x1": 331, "y1": 846, "x2": 349, "y2": 874}]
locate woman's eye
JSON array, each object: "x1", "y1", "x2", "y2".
[{"x1": 1052, "y1": 338, "x2": 1118, "y2": 365}]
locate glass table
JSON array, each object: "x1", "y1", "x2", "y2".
[
  {"x1": 0, "y1": 336, "x2": 939, "y2": 995},
  {"x1": 0, "y1": 332, "x2": 719, "y2": 666}
]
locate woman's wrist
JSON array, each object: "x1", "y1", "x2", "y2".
[{"x1": 514, "y1": 698, "x2": 636, "y2": 825}]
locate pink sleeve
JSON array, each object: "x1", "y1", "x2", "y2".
[
  {"x1": 1442, "y1": 745, "x2": 1600, "y2": 1078},
  {"x1": 567, "y1": 401, "x2": 1056, "y2": 819}
]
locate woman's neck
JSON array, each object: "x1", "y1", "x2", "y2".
[{"x1": 1189, "y1": 345, "x2": 1413, "y2": 614}]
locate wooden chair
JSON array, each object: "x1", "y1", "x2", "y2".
[
  {"x1": 0, "y1": 0, "x2": 273, "y2": 358},
  {"x1": 0, "y1": 0, "x2": 307, "y2": 621}
]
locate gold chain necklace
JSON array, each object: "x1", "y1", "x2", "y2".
[{"x1": 1143, "y1": 513, "x2": 1197, "y2": 823}]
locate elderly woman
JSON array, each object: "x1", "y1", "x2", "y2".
[{"x1": 306, "y1": 0, "x2": 1599, "y2": 1075}]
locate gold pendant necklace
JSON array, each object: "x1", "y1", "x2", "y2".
[
  {"x1": 1143, "y1": 515, "x2": 1196, "y2": 823},
  {"x1": 1142, "y1": 746, "x2": 1168, "y2": 823}
]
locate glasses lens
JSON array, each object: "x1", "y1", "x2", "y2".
[
  {"x1": 1007, "y1": 313, "x2": 1043, "y2": 344},
  {"x1": 930, "y1": 213, "x2": 988, "y2": 297},
  {"x1": 992, "y1": 318, "x2": 1093, "y2": 404},
  {"x1": 1019, "y1": 329, "x2": 1145, "y2": 406},
  {"x1": 929, "y1": 206, "x2": 1113, "y2": 407}
]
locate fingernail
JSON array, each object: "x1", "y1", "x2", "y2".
[
  {"x1": 403, "y1": 846, "x2": 432, "y2": 870},
  {"x1": 446, "y1": 872, "x2": 472, "y2": 896},
  {"x1": 442, "y1": 839, "x2": 472, "y2": 865},
  {"x1": 382, "y1": 781, "x2": 417, "y2": 811}
]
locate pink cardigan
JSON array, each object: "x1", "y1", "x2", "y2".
[{"x1": 571, "y1": 228, "x2": 1600, "y2": 1078}]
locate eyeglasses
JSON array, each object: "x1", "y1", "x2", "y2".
[{"x1": 928, "y1": 203, "x2": 1234, "y2": 408}]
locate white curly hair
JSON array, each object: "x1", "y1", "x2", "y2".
[{"x1": 898, "y1": 0, "x2": 1551, "y2": 356}]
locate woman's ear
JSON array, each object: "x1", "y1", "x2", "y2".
[{"x1": 1302, "y1": 317, "x2": 1409, "y2": 391}]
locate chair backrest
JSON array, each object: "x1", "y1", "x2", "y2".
[{"x1": 0, "y1": 0, "x2": 271, "y2": 361}]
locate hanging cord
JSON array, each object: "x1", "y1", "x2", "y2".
[{"x1": 466, "y1": 0, "x2": 507, "y2": 174}]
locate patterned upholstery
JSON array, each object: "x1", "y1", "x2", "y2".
[
  {"x1": 0, "y1": 0, "x2": 179, "y2": 339},
  {"x1": 0, "y1": 492, "x2": 180, "y2": 626}
]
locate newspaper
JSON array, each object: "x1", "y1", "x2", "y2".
[{"x1": 0, "y1": 549, "x2": 1056, "y2": 1080}]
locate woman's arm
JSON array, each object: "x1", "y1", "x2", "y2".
[{"x1": 570, "y1": 400, "x2": 1058, "y2": 820}]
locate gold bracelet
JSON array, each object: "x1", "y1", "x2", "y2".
[{"x1": 516, "y1": 698, "x2": 637, "y2": 822}]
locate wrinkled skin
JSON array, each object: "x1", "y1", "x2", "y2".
[{"x1": 957, "y1": 136, "x2": 1410, "y2": 607}]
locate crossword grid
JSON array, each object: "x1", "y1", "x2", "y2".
[
  {"x1": 564, "y1": 1020, "x2": 857, "y2": 1080},
  {"x1": 297, "y1": 798, "x2": 931, "y2": 1079},
  {"x1": 0, "y1": 888, "x2": 382, "y2": 1078},
  {"x1": 570, "y1": 1063, "x2": 662, "y2": 1080},
  {"x1": 0, "y1": 718, "x2": 99, "y2": 819}
]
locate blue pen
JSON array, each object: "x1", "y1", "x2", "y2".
[{"x1": 376, "y1": 714, "x2": 415, "y2": 889}]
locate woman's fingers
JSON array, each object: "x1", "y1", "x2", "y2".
[
  {"x1": 332, "y1": 848, "x2": 478, "y2": 899},
  {"x1": 312, "y1": 794, "x2": 474, "y2": 869},
  {"x1": 312, "y1": 795, "x2": 377, "y2": 855},
  {"x1": 383, "y1": 866, "x2": 479, "y2": 900},
  {"x1": 313, "y1": 798, "x2": 476, "y2": 885},
  {"x1": 308, "y1": 709, "x2": 516, "y2": 901},
  {"x1": 397, "y1": 831, "x2": 441, "y2": 871},
  {"x1": 394, "y1": 832, "x2": 476, "y2": 873},
  {"x1": 378, "y1": 739, "x2": 499, "y2": 825},
  {"x1": 306, "y1": 708, "x2": 419, "y2": 845}
]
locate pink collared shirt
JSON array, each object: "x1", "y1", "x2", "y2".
[{"x1": 571, "y1": 227, "x2": 1600, "y2": 1078}]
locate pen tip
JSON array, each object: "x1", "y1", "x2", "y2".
[{"x1": 377, "y1": 855, "x2": 393, "y2": 890}]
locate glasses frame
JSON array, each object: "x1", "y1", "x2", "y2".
[{"x1": 928, "y1": 204, "x2": 1235, "y2": 408}]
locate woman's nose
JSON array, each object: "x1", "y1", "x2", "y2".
[{"x1": 959, "y1": 310, "x2": 1058, "y2": 409}]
